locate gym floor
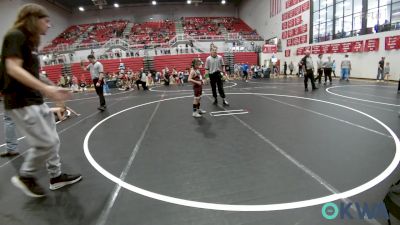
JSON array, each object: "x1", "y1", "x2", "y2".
[{"x1": 1, "y1": 77, "x2": 399, "y2": 225}]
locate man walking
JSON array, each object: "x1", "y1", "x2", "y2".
[
  {"x1": 300, "y1": 50, "x2": 318, "y2": 91},
  {"x1": 2, "y1": 3, "x2": 82, "y2": 197},
  {"x1": 81, "y1": 55, "x2": 106, "y2": 111}
]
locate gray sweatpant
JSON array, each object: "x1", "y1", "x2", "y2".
[{"x1": 7, "y1": 104, "x2": 61, "y2": 178}]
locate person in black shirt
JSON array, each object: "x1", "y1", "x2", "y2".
[
  {"x1": 300, "y1": 50, "x2": 318, "y2": 91},
  {"x1": 377, "y1": 57, "x2": 385, "y2": 82},
  {"x1": 1, "y1": 3, "x2": 82, "y2": 198}
]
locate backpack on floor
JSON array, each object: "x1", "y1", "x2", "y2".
[{"x1": 384, "y1": 179, "x2": 400, "y2": 224}]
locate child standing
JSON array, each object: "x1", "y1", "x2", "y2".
[{"x1": 188, "y1": 58, "x2": 206, "y2": 118}]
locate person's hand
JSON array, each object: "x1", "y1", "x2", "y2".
[
  {"x1": 96, "y1": 82, "x2": 101, "y2": 87},
  {"x1": 42, "y1": 86, "x2": 72, "y2": 102}
]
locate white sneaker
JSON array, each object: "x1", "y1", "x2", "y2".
[
  {"x1": 192, "y1": 112, "x2": 202, "y2": 118},
  {"x1": 198, "y1": 109, "x2": 206, "y2": 114}
]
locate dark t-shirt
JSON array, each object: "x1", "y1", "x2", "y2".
[
  {"x1": 1, "y1": 28, "x2": 43, "y2": 109},
  {"x1": 379, "y1": 60, "x2": 384, "y2": 69}
]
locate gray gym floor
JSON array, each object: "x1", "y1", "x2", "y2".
[{"x1": 1, "y1": 77, "x2": 399, "y2": 225}]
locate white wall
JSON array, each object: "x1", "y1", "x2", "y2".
[
  {"x1": 239, "y1": 0, "x2": 275, "y2": 40},
  {"x1": 0, "y1": 0, "x2": 70, "y2": 50},
  {"x1": 70, "y1": 4, "x2": 237, "y2": 25},
  {"x1": 240, "y1": 0, "x2": 400, "y2": 80}
]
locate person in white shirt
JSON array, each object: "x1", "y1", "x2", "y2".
[
  {"x1": 315, "y1": 54, "x2": 324, "y2": 84},
  {"x1": 81, "y1": 55, "x2": 106, "y2": 111},
  {"x1": 340, "y1": 54, "x2": 352, "y2": 81}
]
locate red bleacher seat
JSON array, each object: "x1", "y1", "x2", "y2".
[{"x1": 41, "y1": 65, "x2": 63, "y2": 84}]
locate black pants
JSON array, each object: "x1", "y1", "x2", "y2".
[
  {"x1": 93, "y1": 78, "x2": 106, "y2": 106},
  {"x1": 324, "y1": 68, "x2": 332, "y2": 83},
  {"x1": 136, "y1": 80, "x2": 147, "y2": 90},
  {"x1": 209, "y1": 71, "x2": 226, "y2": 99},
  {"x1": 304, "y1": 69, "x2": 316, "y2": 89},
  {"x1": 315, "y1": 68, "x2": 323, "y2": 83},
  {"x1": 398, "y1": 79, "x2": 400, "y2": 91}
]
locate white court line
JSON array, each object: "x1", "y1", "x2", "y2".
[
  {"x1": 211, "y1": 112, "x2": 249, "y2": 117},
  {"x1": 0, "y1": 101, "x2": 120, "y2": 168},
  {"x1": 44, "y1": 89, "x2": 134, "y2": 104},
  {"x1": 0, "y1": 137, "x2": 25, "y2": 149},
  {"x1": 326, "y1": 85, "x2": 400, "y2": 107},
  {"x1": 339, "y1": 89, "x2": 398, "y2": 101},
  {"x1": 259, "y1": 95, "x2": 391, "y2": 138},
  {"x1": 96, "y1": 94, "x2": 164, "y2": 225},
  {"x1": 83, "y1": 93, "x2": 400, "y2": 212},
  {"x1": 246, "y1": 81, "x2": 304, "y2": 85},
  {"x1": 221, "y1": 96, "x2": 382, "y2": 225},
  {"x1": 210, "y1": 109, "x2": 246, "y2": 114},
  {"x1": 329, "y1": 98, "x2": 396, "y2": 112},
  {"x1": 149, "y1": 82, "x2": 238, "y2": 92}
]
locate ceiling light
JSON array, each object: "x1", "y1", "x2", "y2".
[
  {"x1": 187, "y1": 0, "x2": 192, "y2": 4},
  {"x1": 79, "y1": 6, "x2": 85, "y2": 11},
  {"x1": 114, "y1": 3, "x2": 119, "y2": 8},
  {"x1": 152, "y1": 1, "x2": 157, "y2": 5},
  {"x1": 222, "y1": 0, "x2": 226, "y2": 4}
]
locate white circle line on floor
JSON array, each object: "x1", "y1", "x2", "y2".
[
  {"x1": 83, "y1": 93, "x2": 400, "y2": 212},
  {"x1": 326, "y1": 85, "x2": 400, "y2": 107},
  {"x1": 149, "y1": 82, "x2": 237, "y2": 92}
]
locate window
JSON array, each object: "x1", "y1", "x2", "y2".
[
  {"x1": 313, "y1": 0, "x2": 320, "y2": 11},
  {"x1": 335, "y1": 17, "x2": 344, "y2": 38},
  {"x1": 320, "y1": 0, "x2": 328, "y2": 9},
  {"x1": 313, "y1": 25, "x2": 319, "y2": 42},
  {"x1": 336, "y1": 1, "x2": 344, "y2": 18},
  {"x1": 344, "y1": 15, "x2": 353, "y2": 34},
  {"x1": 379, "y1": 5, "x2": 391, "y2": 24},
  {"x1": 314, "y1": 11, "x2": 320, "y2": 23},
  {"x1": 320, "y1": 23, "x2": 326, "y2": 39},
  {"x1": 320, "y1": 8, "x2": 327, "y2": 23},
  {"x1": 367, "y1": 7, "x2": 379, "y2": 28},
  {"x1": 326, "y1": 21, "x2": 334, "y2": 38},
  {"x1": 368, "y1": 0, "x2": 378, "y2": 9},
  {"x1": 353, "y1": 0, "x2": 363, "y2": 13},
  {"x1": 327, "y1": 6, "x2": 334, "y2": 21},
  {"x1": 344, "y1": 0, "x2": 353, "y2": 16},
  {"x1": 393, "y1": 2, "x2": 400, "y2": 23},
  {"x1": 311, "y1": 0, "x2": 398, "y2": 43},
  {"x1": 353, "y1": 12, "x2": 363, "y2": 31}
]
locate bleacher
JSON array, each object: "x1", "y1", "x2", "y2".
[
  {"x1": 43, "y1": 24, "x2": 90, "y2": 52},
  {"x1": 41, "y1": 64, "x2": 63, "y2": 84},
  {"x1": 184, "y1": 17, "x2": 222, "y2": 36},
  {"x1": 234, "y1": 52, "x2": 258, "y2": 65},
  {"x1": 41, "y1": 52, "x2": 258, "y2": 85},
  {"x1": 154, "y1": 53, "x2": 213, "y2": 73},
  {"x1": 129, "y1": 21, "x2": 175, "y2": 45},
  {"x1": 81, "y1": 20, "x2": 128, "y2": 44},
  {"x1": 183, "y1": 17, "x2": 258, "y2": 37},
  {"x1": 41, "y1": 17, "x2": 261, "y2": 54},
  {"x1": 70, "y1": 57, "x2": 144, "y2": 85}
]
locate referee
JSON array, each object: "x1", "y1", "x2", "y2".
[{"x1": 205, "y1": 47, "x2": 229, "y2": 106}]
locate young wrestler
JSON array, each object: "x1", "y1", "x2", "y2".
[
  {"x1": 51, "y1": 102, "x2": 80, "y2": 122},
  {"x1": 188, "y1": 58, "x2": 206, "y2": 118}
]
